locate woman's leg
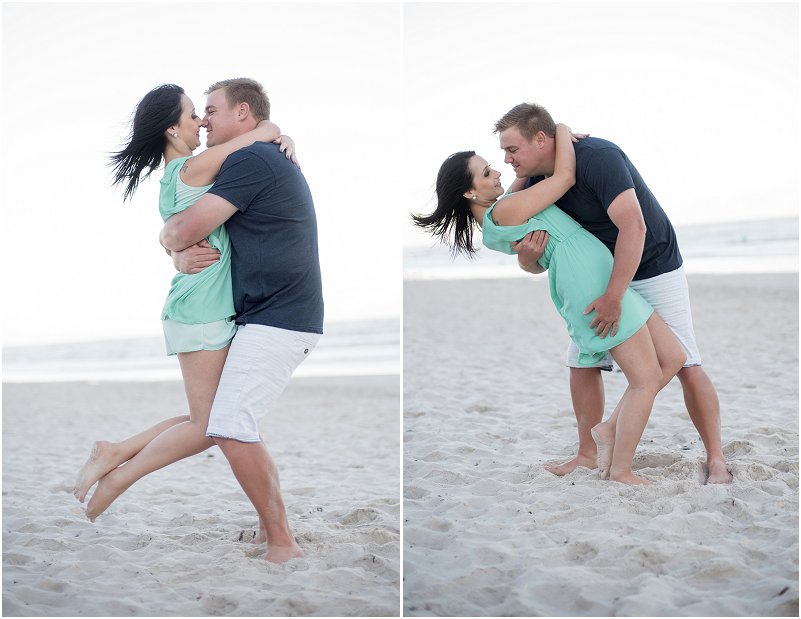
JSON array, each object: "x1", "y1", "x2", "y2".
[
  {"x1": 602, "y1": 314, "x2": 685, "y2": 484},
  {"x1": 74, "y1": 415, "x2": 189, "y2": 502},
  {"x1": 85, "y1": 346, "x2": 230, "y2": 521},
  {"x1": 592, "y1": 314, "x2": 686, "y2": 479}
]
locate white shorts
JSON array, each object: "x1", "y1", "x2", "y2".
[
  {"x1": 206, "y1": 324, "x2": 321, "y2": 443},
  {"x1": 566, "y1": 266, "x2": 702, "y2": 370}
]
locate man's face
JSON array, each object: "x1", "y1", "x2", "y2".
[
  {"x1": 202, "y1": 89, "x2": 239, "y2": 147},
  {"x1": 499, "y1": 126, "x2": 550, "y2": 178}
]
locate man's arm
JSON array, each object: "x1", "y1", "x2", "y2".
[
  {"x1": 511, "y1": 230, "x2": 548, "y2": 274},
  {"x1": 584, "y1": 187, "x2": 646, "y2": 337},
  {"x1": 160, "y1": 192, "x2": 239, "y2": 252}
]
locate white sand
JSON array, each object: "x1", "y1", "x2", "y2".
[
  {"x1": 3, "y1": 375, "x2": 399, "y2": 616},
  {"x1": 403, "y1": 273, "x2": 798, "y2": 616}
]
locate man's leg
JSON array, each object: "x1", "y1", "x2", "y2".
[
  {"x1": 545, "y1": 366, "x2": 604, "y2": 475},
  {"x1": 214, "y1": 438, "x2": 302, "y2": 562},
  {"x1": 206, "y1": 324, "x2": 319, "y2": 562},
  {"x1": 677, "y1": 366, "x2": 732, "y2": 484}
]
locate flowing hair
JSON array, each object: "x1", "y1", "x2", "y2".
[
  {"x1": 109, "y1": 84, "x2": 185, "y2": 201},
  {"x1": 411, "y1": 151, "x2": 478, "y2": 257}
]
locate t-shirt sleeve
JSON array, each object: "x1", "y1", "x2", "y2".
[
  {"x1": 582, "y1": 148, "x2": 635, "y2": 211},
  {"x1": 206, "y1": 150, "x2": 274, "y2": 213}
]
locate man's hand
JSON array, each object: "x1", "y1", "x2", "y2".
[
  {"x1": 171, "y1": 240, "x2": 221, "y2": 274},
  {"x1": 511, "y1": 230, "x2": 548, "y2": 274},
  {"x1": 584, "y1": 292, "x2": 623, "y2": 338}
]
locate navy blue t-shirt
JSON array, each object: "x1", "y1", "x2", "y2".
[
  {"x1": 527, "y1": 137, "x2": 682, "y2": 280},
  {"x1": 207, "y1": 142, "x2": 324, "y2": 334}
]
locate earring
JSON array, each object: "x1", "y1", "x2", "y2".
[
  {"x1": 173, "y1": 133, "x2": 178, "y2": 138},
  {"x1": 471, "y1": 195, "x2": 477, "y2": 200}
]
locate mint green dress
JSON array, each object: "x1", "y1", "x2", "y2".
[
  {"x1": 158, "y1": 157, "x2": 236, "y2": 353},
  {"x1": 482, "y1": 203, "x2": 653, "y2": 366}
]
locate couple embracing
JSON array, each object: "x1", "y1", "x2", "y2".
[
  {"x1": 74, "y1": 78, "x2": 323, "y2": 563},
  {"x1": 415, "y1": 103, "x2": 731, "y2": 486}
]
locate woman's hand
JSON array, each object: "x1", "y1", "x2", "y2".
[
  {"x1": 558, "y1": 123, "x2": 590, "y2": 143},
  {"x1": 273, "y1": 134, "x2": 300, "y2": 168}
]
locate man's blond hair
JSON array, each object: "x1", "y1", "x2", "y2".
[
  {"x1": 205, "y1": 78, "x2": 270, "y2": 121},
  {"x1": 494, "y1": 103, "x2": 556, "y2": 140}
]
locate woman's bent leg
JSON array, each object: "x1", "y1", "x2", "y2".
[
  {"x1": 73, "y1": 415, "x2": 189, "y2": 503},
  {"x1": 592, "y1": 314, "x2": 686, "y2": 480},
  {"x1": 85, "y1": 346, "x2": 230, "y2": 521},
  {"x1": 607, "y1": 325, "x2": 665, "y2": 485}
]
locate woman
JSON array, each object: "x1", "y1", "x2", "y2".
[
  {"x1": 413, "y1": 124, "x2": 686, "y2": 485},
  {"x1": 73, "y1": 84, "x2": 296, "y2": 521}
]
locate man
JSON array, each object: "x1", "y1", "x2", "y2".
[
  {"x1": 495, "y1": 102, "x2": 731, "y2": 484},
  {"x1": 160, "y1": 78, "x2": 324, "y2": 562}
]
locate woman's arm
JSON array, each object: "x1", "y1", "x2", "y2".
[
  {"x1": 491, "y1": 123, "x2": 576, "y2": 226},
  {"x1": 179, "y1": 120, "x2": 281, "y2": 187}
]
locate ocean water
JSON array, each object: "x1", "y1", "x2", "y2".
[
  {"x1": 2, "y1": 319, "x2": 399, "y2": 383},
  {"x1": 404, "y1": 217, "x2": 799, "y2": 280}
]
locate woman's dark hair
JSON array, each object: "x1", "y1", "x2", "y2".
[
  {"x1": 411, "y1": 151, "x2": 478, "y2": 257},
  {"x1": 109, "y1": 84, "x2": 185, "y2": 201}
]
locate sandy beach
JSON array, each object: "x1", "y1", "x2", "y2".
[
  {"x1": 3, "y1": 375, "x2": 400, "y2": 616},
  {"x1": 403, "y1": 273, "x2": 798, "y2": 616}
]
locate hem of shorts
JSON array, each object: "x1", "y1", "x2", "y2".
[
  {"x1": 682, "y1": 361, "x2": 703, "y2": 368},
  {"x1": 206, "y1": 431, "x2": 261, "y2": 443},
  {"x1": 166, "y1": 341, "x2": 233, "y2": 356},
  {"x1": 565, "y1": 362, "x2": 615, "y2": 371}
]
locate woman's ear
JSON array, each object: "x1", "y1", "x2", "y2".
[{"x1": 463, "y1": 191, "x2": 475, "y2": 200}]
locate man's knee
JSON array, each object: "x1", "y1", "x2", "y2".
[
  {"x1": 570, "y1": 366, "x2": 603, "y2": 385},
  {"x1": 677, "y1": 364, "x2": 706, "y2": 386}
]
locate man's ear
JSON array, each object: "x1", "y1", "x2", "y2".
[
  {"x1": 534, "y1": 131, "x2": 547, "y2": 148},
  {"x1": 236, "y1": 101, "x2": 251, "y2": 120}
]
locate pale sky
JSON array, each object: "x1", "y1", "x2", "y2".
[
  {"x1": 2, "y1": 1, "x2": 798, "y2": 347},
  {"x1": 403, "y1": 1, "x2": 799, "y2": 247},
  {"x1": 2, "y1": 2, "x2": 402, "y2": 346}
]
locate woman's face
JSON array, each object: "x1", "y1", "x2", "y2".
[
  {"x1": 467, "y1": 155, "x2": 504, "y2": 203},
  {"x1": 171, "y1": 94, "x2": 202, "y2": 152}
]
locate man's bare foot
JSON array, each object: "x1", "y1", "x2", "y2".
[
  {"x1": 609, "y1": 470, "x2": 652, "y2": 485},
  {"x1": 544, "y1": 453, "x2": 597, "y2": 476},
  {"x1": 250, "y1": 529, "x2": 267, "y2": 544},
  {"x1": 591, "y1": 423, "x2": 615, "y2": 480},
  {"x1": 706, "y1": 460, "x2": 733, "y2": 484},
  {"x1": 73, "y1": 441, "x2": 120, "y2": 503},
  {"x1": 265, "y1": 542, "x2": 304, "y2": 563},
  {"x1": 85, "y1": 472, "x2": 130, "y2": 522}
]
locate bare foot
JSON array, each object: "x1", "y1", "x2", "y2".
[
  {"x1": 609, "y1": 470, "x2": 652, "y2": 485},
  {"x1": 544, "y1": 453, "x2": 597, "y2": 476},
  {"x1": 706, "y1": 460, "x2": 733, "y2": 484},
  {"x1": 73, "y1": 441, "x2": 120, "y2": 503},
  {"x1": 250, "y1": 530, "x2": 267, "y2": 544},
  {"x1": 591, "y1": 423, "x2": 615, "y2": 480},
  {"x1": 265, "y1": 542, "x2": 304, "y2": 563},
  {"x1": 85, "y1": 471, "x2": 130, "y2": 522}
]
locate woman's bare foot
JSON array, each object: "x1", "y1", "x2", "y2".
[
  {"x1": 250, "y1": 529, "x2": 267, "y2": 544},
  {"x1": 265, "y1": 542, "x2": 304, "y2": 564},
  {"x1": 73, "y1": 441, "x2": 121, "y2": 503},
  {"x1": 591, "y1": 423, "x2": 615, "y2": 480},
  {"x1": 609, "y1": 470, "x2": 652, "y2": 485},
  {"x1": 706, "y1": 460, "x2": 733, "y2": 484},
  {"x1": 544, "y1": 453, "x2": 597, "y2": 476},
  {"x1": 85, "y1": 471, "x2": 130, "y2": 522}
]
